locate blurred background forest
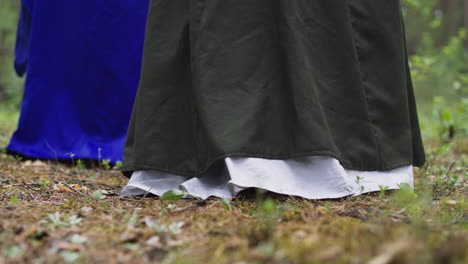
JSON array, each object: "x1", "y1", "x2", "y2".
[{"x1": 0, "y1": 0, "x2": 467, "y2": 141}]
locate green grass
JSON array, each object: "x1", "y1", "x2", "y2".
[
  {"x1": 0, "y1": 0, "x2": 24, "y2": 109},
  {"x1": 0, "y1": 109, "x2": 18, "y2": 146},
  {"x1": 0, "y1": 113, "x2": 466, "y2": 264}
]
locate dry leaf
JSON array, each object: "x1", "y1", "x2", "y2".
[
  {"x1": 318, "y1": 246, "x2": 343, "y2": 261},
  {"x1": 32, "y1": 160, "x2": 47, "y2": 167},
  {"x1": 22, "y1": 160, "x2": 47, "y2": 168},
  {"x1": 368, "y1": 240, "x2": 409, "y2": 264},
  {"x1": 56, "y1": 242, "x2": 84, "y2": 252},
  {"x1": 443, "y1": 200, "x2": 458, "y2": 205},
  {"x1": 70, "y1": 184, "x2": 88, "y2": 192},
  {"x1": 119, "y1": 232, "x2": 139, "y2": 244},
  {"x1": 166, "y1": 239, "x2": 184, "y2": 248},
  {"x1": 317, "y1": 206, "x2": 333, "y2": 216},
  {"x1": 80, "y1": 207, "x2": 94, "y2": 215},
  {"x1": 53, "y1": 184, "x2": 76, "y2": 193},
  {"x1": 52, "y1": 183, "x2": 88, "y2": 193},
  {"x1": 145, "y1": 236, "x2": 162, "y2": 247},
  {"x1": 293, "y1": 230, "x2": 308, "y2": 239}
]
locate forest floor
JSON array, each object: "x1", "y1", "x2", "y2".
[{"x1": 0, "y1": 112, "x2": 467, "y2": 264}]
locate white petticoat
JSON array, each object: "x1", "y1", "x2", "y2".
[{"x1": 120, "y1": 156, "x2": 413, "y2": 200}]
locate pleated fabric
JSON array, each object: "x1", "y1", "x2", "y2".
[{"x1": 123, "y1": 0, "x2": 425, "y2": 177}]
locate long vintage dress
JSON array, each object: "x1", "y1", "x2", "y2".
[
  {"x1": 7, "y1": 0, "x2": 148, "y2": 163},
  {"x1": 121, "y1": 0, "x2": 426, "y2": 199}
]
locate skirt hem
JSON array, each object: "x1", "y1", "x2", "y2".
[{"x1": 122, "y1": 150, "x2": 424, "y2": 178}]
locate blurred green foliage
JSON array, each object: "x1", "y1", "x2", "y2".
[
  {"x1": 0, "y1": 0, "x2": 467, "y2": 140},
  {"x1": 0, "y1": 0, "x2": 22, "y2": 110},
  {"x1": 402, "y1": 0, "x2": 468, "y2": 140}
]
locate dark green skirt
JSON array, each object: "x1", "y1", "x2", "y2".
[{"x1": 123, "y1": 0, "x2": 426, "y2": 177}]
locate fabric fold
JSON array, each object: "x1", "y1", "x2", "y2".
[
  {"x1": 123, "y1": 0, "x2": 425, "y2": 176},
  {"x1": 121, "y1": 156, "x2": 413, "y2": 200}
]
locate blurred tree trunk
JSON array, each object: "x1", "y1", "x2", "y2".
[
  {"x1": 465, "y1": 0, "x2": 468, "y2": 49},
  {"x1": 436, "y1": 0, "x2": 459, "y2": 46}
]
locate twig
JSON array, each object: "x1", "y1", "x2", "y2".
[
  {"x1": 20, "y1": 180, "x2": 40, "y2": 200},
  {"x1": 54, "y1": 180, "x2": 86, "y2": 195},
  {"x1": 444, "y1": 158, "x2": 459, "y2": 179},
  {"x1": 132, "y1": 187, "x2": 153, "y2": 211}
]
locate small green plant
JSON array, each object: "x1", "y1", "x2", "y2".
[
  {"x1": 355, "y1": 176, "x2": 363, "y2": 183},
  {"x1": 392, "y1": 183, "x2": 418, "y2": 205},
  {"x1": 430, "y1": 161, "x2": 465, "y2": 197},
  {"x1": 160, "y1": 190, "x2": 186, "y2": 201},
  {"x1": 378, "y1": 185, "x2": 390, "y2": 198},
  {"x1": 76, "y1": 159, "x2": 86, "y2": 173},
  {"x1": 168, "y1": 222, "x2": 185, "y2": 235},
  {"x1": 89, "y1": 172, "x2": 102, "y2": 181},
  {"x1": 391, "y1": 183, "x2": 432, "y2": 219},
  {"x1": 92, "y1": 191, "x2": 107, "y2": 200},
  {"x1": 145, "y1": 217, "x2": 185, "y2": 236},
  {"x1": 69, "y1": 234, "x2": 88, "y2": 245},
  {"x1": 101, "y1": 159, "x2": 111, "y2": 170},
  {"x1": 354, "y1": 175, "x2": 365, "y2": 195},
  {"x1": 114, "y1": 161, "x2": 123, "y2": 170},
  {"x1": 9, "y1": 195, "x2": 20, "y2": 205},
  {"x1": 430, "y1": 96, "x2": 468, "y2": 142},
  {"x1": 159, "y1": 204, "x2": 177, "y2": 216},
  {"x1": 122, "y1": 243, "x2": 140, "y2": 252},
  {"x1": 262, "y1": 198, "x2": 276, "y2": 215},
  {"x1": 38, "y1": 177, "x2": 51, "y2": 189},
  {"x1": 359, "y1": 185, "x2": 365, "y2": 194},
  {"x1": 43, "y1": 212, "x2": 83, "y2": 227},
  {"x1": 127, "y1": 211, "x2": 140, "y2": 227},
  {"x1": 4, "y1": 246, "x2": 24, "y2": 258},
  {"x1": 218, "y1": 199, "x2": 233, "y2": 211},
  {"x1": 255, "y1": 189, "x2": 282, "y2": 241},
  {"x1": 60, "y1": 250, "x2": 81, "y2": 263},
  {"x1": 254, "y1": 242, "x2": 276, "y2": 259}
]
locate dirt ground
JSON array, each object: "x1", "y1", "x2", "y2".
[{"x1": 0, "y1": 120, "x2": 467, "y2": 263}]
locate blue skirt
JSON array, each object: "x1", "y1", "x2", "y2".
[{"x1": 7, "y1": 0, "x2": 149, "y2": 162}]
